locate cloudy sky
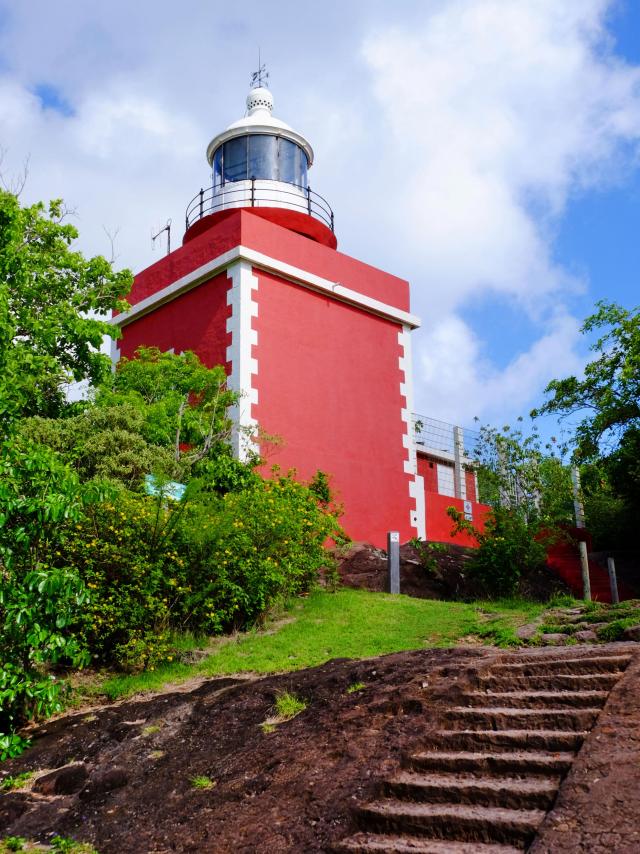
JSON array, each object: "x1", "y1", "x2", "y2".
[{"x1": 1, "y1": 0, "x2": 639, "y2": 432}]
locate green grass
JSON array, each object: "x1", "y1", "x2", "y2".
[
  {"x1": 273, "y1": 691, "x2": 307, "y2": 719},
  {"x1": 98, "y1": 589, "x2": 546, "y2": 700},
  {"x1": 0, "y1": 772, "x2": 33, "y2": 792},
  {"x1": 189, "y1": 775, "x2": 215, "y2": 790}
]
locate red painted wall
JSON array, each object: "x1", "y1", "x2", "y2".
[
  {"x1": 252, "y1": 268, "x2": 414, "y2": 546},
  {"x1": 129, "y1": 216, "x2": 242, "y2": 304},
  {"x1": 465, "y1": 469, "x2": 477, "y2": 502},
  {"x1": 126, "y1": 210, "x2": 409, "y2": 312},
  {"x1": 425, "y1": 494, "x2": 488, "y2": 547},
  {"x1": 119, "y1": 272, "x2": 231, "y2": 369},
  {"x1": 417, "y1": 453, "x2": 439, "y2": 493},
  {"x1": 118, "y1": 212, "x2": 417, "y2": 547},
  {"x1": 240, "y1": 211, "x2": 409, "y2": 310}
]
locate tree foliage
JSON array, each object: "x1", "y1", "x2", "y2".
[
  {"x1": 473, "y1": 421, "x2": 574, "y2": 527},
  {"x1": 0, "y1": 190, "x2": 132, "y2": 420},
  {"x1": 533, "y1": 300, "x2": 639, "y2": 459},
  {"x1": 533, "y1": 301, "x2": 640, "y2": 547},
  {"x1": 23, "y1": 347, "x2": 245, "y2": 491},
  {"x1": 0, "y1": 191, "x2": 344, "y2": 757}
]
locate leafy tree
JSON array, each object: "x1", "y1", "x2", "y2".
[
  {"x1": 0, "y1": 190, "x2": 132, "y2": 419},
  {"x1": 473, "y1": 421, "x2": 573, "y2": 527},
  {"x1": 104, "y1": 346, "x2": 240, "y2": 478},
  {"x1": 452, "y1": 422, "x2": 573, "y2": 597},
  {"x1": 0, "y1": 190, "x2": 130, "y2": 755},
  {"x1": 533, "y1": 300, "x2": 639, "y2": 457},
  {"x1": 0, "y1": 438, "x2": 98, "y2": 758},
  {"x1": 533, "y1": 301, "x2": 640, "y2": 546},
  {"x1": 23, "y1": 347, "x2": 249, "y2": 492}
]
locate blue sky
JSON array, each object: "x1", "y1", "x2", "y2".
[{"x1": 0, "y1": 0, "x2": 638, "y2": 437}]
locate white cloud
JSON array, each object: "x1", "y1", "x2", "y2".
[
  {"x1": 416, "y1": 311, "x2": 583, "y2": 423},
  {"x1": 361, "y1": 0, "x2": 640, "y2": 420},
  {"x1": 0, "y1": 0, "x2": 638, "y2": 428}
]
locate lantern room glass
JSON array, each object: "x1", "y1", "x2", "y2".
[{"x1": 212, "y1": 134, "x2": 308, "y2": 188}]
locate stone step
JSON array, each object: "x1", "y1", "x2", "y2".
[
  {"x1": 479, "y1": 673, "x2": 619, "y2": 692},
  {"x1": 489, "y1": 654, "x2": 631, "y2": 677},
  {"x1": 335, "y1": 833, "x2": 524, "y2": 853},
  {"x1": 356, "y1": 801, "x2": 545, "y2": 847},
  {"x1": 458, "y1": 690, "x2": 608, "y2": 709},
  {"x1": 421, "y1": 729, "x2": 586, "y2": 753},
  {"x1": 443, "y1": 707, "x2": 600, "y2": 732},
  {"x1": 408, "y1": 750, "x2": 575, "y2": 776},
  {"x1": 384, "y1": 771, "x2": 558, "y2": 810}
]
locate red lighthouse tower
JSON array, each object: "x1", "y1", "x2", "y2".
[{"x1": 111, "y1": 77, "x2": 425, "y2": 547}]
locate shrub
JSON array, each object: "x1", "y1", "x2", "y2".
[
  {"x1": 181, "y1": 471, "x2": 344, "y2": 633},
  {"x1": 448, "y1": 506, "x2": 547, "y2": 597},
  {"x1": 0, "y1": 439, "x2": 95, "y2": 756},
  {"x1": 46, "y1": 471, "x2": 343, "y2": 670}
]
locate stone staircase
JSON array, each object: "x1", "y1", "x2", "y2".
[{"x1": 335, "y1": 649, "x2": 632, "y2": 853}]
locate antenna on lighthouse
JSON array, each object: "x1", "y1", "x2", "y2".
[{"x1": 151, "y1": 219, "x2": 172, "y2": 255}]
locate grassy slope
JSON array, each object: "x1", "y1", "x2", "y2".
[{"x1": 98, "y1": 589, "x2": 546, "y2": 700}]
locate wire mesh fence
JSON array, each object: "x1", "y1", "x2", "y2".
[{"x1": 412, "y1": 414, "x2": 481, "y2": 460}]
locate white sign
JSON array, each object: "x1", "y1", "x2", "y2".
[
  {"x1": 463, "y1": 499, "x2": 473, "y2": 521},
  {"x1": 389, "y1": 531, "x2": 400, "y2": 543}
]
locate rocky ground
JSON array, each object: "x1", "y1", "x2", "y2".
[
  {"x1": 336, "y1": 542, "x2": 570, "y2": 602},
  {"x1": 515, "y1": 599, "x2": 640, "y2": 646},
  {"x1": 1, "y1": 642, "x2": 640, "y2": 853}
]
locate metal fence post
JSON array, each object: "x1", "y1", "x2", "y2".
[
  {"x1": 607, "y1": 556, "x2": 620, "y2": 605},
  {"x1": 579, "y1": 541, "x2": 592, "y2": 601},
  {"x1": 387, "y1": 531, "x2": 400, "y2": 594},
  {"x1": 572, "y1": 467, "x2": 586, "y2": 528},
  {"x1": 453, "y1": 426, "x2": 465, "y2": 500}
]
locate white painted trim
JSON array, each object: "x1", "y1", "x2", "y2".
[
  {"x1": 109, "y1": 245, "x2": 420, "y2": 331},
  {"x1": 110, "y1": 247, "x2": 240, "y2": 327},
  {"x1": 398, "y1": 326, "x2": 425, "y2": 539},
  {"x1": 239, "y1": 246, "x2": 421, "y2": 329},
  {"x1": 226, "y1": 261, "x2": 259, "y2": 461}
]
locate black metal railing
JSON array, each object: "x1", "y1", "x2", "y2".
[{"x1": 185, "y1": 179, "x2": 334, "y2": 233}]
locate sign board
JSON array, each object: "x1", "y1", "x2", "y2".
[
  {"x1": 463, "y1": 499, "x2": 473, "y2": 522},
  {"x1": 389, "y1": 531, "x2": 400, "y2": 544},
  {"x1": 144, "y1": 474, "x2": 187, "y2": 502}
]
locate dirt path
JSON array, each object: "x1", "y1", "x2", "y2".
[{"x1": 1, "y1": 644, "x2": 638, "y2": 853}]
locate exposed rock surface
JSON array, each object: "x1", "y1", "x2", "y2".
[
  {"x1": 530, "y1": 650, "x2": 640, "y2": 853},
  {"x1": 1, "y1": 645, "x2": 638, "y2": 853},
  {"x1": 336, "y1": 542, "x2": 569, "y2": 602}
]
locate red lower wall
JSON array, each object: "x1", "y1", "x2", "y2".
[
  {"x1": 424, "y1": 493, "x2": 489, "y2": 547},
  {"x1": 252, "y1": 268, "x2": 414, "y2": 547}
]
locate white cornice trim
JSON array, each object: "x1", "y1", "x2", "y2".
[{"x1": 109, "y1": 245, "x2": 421, "y2": 330}]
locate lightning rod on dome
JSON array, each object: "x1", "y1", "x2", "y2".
[{"x1": 250, "y1": 50, "x2": 269, "y2": 89}]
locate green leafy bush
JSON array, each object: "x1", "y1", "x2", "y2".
[
  {"x1": 448, "y1": 506, "x2": 547, "y2": 597},
  {"x1": 45, "y1": 471, "x2": 342, "y2": 671},
  {"x1": 0, "y1": 439, "x2": 95, "y2": 755},
  {"x1": 183, "y1": 472, "x2": 343, "y2": 634}
]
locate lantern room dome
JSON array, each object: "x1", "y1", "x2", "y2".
[
  {"x1": 185, "y1": 79, "x2": 335, "y2": 249},
  {"x1": 205, "y1": 85, "x2": 314, "y2": 168}
]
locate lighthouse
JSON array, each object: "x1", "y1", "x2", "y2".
[{"x1": 111, "y1": 75, "x2": 426, "y2": 547}]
